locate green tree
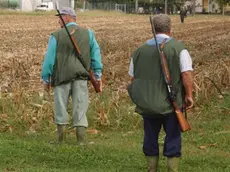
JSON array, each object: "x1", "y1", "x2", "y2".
[{"x1": 216, "y1": 0, "x2": 230, "y2": 15}]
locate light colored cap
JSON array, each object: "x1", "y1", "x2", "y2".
[{"x1": 56, "y1": 7, "x2": 76, "y2": 17}]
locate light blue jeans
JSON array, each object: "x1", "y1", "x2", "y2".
[{"x1": 53, "y1": 80, "x2": 88, "y2": 127}]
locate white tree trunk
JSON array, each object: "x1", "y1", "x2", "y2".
[
  {"x1": 135, "y1": 0, "x2": 138, "y2": 13},
  {"x1": 71, "y1": 0, "x2": 74, "y2": 9},
  {"x1": 83, "y1": 0, "x2": 86, "y2": 10},
  {"x1": 192, "y1": 0, "x2": 196, "y2": 15},
  {"x1": 165, "y1": 0, "x2": 167, "y2": 14},
  {"x1": 222, "y1": 6, "x2": 225, "y2": 15}
]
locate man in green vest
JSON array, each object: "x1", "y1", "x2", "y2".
[
  {"x1": 41, "y1": 7, "x2": 103, "y2": 145},
  {"x1": 128, "y1": 14, "x2": 193, "y2": 172}
]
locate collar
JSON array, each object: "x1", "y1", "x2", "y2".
[
  {"x1": 155, "y1": 34, "x2": 170, "y2": 39},
  {"x1": 66, "y1": 22, "x2": 78, "y2": 27},
  {"x1": 147, "y1": 34, "x2": 172, "y2": 46}
]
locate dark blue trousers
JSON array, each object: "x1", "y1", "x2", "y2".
[{"x1": 142, "y1": 113, "x2": 181, "y2": 157}]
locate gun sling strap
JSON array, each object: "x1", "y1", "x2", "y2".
[{"x1": 159, "y1": 38, "x2": 187, "y2": 119}]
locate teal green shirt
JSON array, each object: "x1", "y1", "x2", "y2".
[{"x1": 41, "y1": 22, "x2": 103, "y2": 83}]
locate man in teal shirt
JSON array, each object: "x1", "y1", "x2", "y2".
[{"x1": 41, "y1": 7, "x2": 103, "y2": 145}]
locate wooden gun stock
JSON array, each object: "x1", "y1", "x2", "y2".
[
  {"x1": 172, "y1": 102, "x2": 191, "y2": 132},
  {"x1": 88, "y1": 70, "x2": 102, "y2": 93},
  {"x1": 161, "y1": 50, "x2": 191, "y2": 132}
]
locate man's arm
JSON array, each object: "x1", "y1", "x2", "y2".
[
  {"x1": 41, "y1": 35, "x2": 57, "y2": 86},
  {"x1": 180, "y1": 49, "x2": 194, "y2": 109},
  {"x1": 128, "y1": 58, "x2": 134, "y2": 82},
  {"x1": 88, "y1": 29, "x2": 103, "y2": 80},
  {"x1": 181, "y1": 71, "x2": 193, "y2": 109}
]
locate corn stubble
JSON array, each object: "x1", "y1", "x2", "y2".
[{"x1": 0, "y1": 14, "x2": 229, "y2": 133}]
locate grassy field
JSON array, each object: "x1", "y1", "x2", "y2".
[
  {"x1": 0, "y1": 96, "x2": 230, "y2": 172},
  {"x1": 0, "y1": 11, "x2": 230, "y2": 171}
]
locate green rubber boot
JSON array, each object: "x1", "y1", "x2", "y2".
[
  {"x1": 146, "y1": 156, "x2": 159, "y2": 172},
  {"x1": 167, "y1": 157, "x2": 179, "y2": 172},
  {"x1": 76, "y1": 126, "x2": 93, "y2": 146},
  {"x1": 57, "y1": 124, "x2": 66, "y2": 144}
]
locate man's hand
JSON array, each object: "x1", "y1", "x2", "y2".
[
  {"x1": 185, "y1": 96, "x2": 194, "y2": 110},
  {"x1": 42, "y1": 82, "x2": 50, "y2": 101},
  {"x1": 43, "y1": 83, "x2": 50, "y2": 92},
  {"x1": 96, "y1": 80, "x2": 102, "y2": 92},
  {"x1": 126, "y1": 77, "x2": 134, "y2": 90}
]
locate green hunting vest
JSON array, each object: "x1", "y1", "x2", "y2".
[
  {"x1": 128, "y1": 39, "x2": 185, "y2": 117},
  {"x1": 51, "y1": 25, "x2": 90, "y2": 87}
]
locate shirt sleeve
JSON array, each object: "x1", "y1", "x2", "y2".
[
  {"x1": 179, "y1": 49, "x2": 193, "y2": 73},
  {"x1": 128, "y1": 58, "x2": 134, "y2": 77},
  {"x1": 41, "y1": 35, "x2": 57, "y2": 83},
  {"x1": 88, "y1": 29, "x2": 103, "y2": 80}
]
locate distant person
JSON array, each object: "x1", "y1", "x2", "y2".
[
  {"x1": 180, "y1": 8, "x2": 187, "y2": 23},
  {"x1": 159, "y1": 7, "x2": 163, "y2": 14},
  {"x1": 128, "y1": 14, "x2": 193, "y2": 172},
  {"x1": 41, "y1": 7, "x2": 103, "y2": 145}
]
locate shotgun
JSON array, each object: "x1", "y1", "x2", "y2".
[
  {"x1": 56, "y1": 5, "x2": 102, "y2": 93},
  {"x1": 149, "y1": 16, "x2": 191, "y2": 132}
]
